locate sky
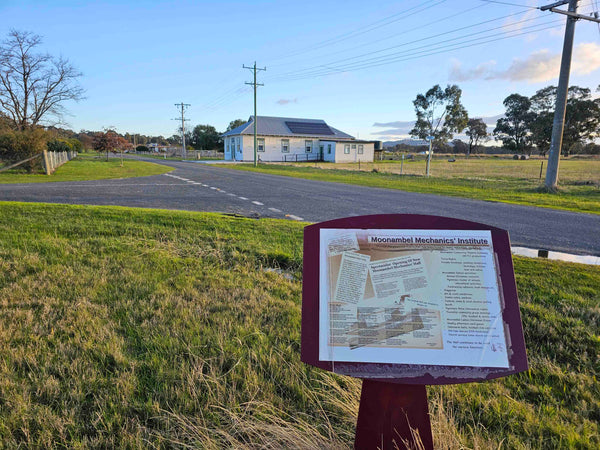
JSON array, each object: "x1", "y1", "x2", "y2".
[{"x1": 1, "y1": 0, "x2": 599, "y2": 141}]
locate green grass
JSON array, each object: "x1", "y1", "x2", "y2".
[
  {"x1": 0, "y1": 201, "x2": 597, "y2": 448},
  {"x1": 0, "y1": 156, "x2": 172, "y2": 183},
  {"x1": 224, "y1": 159, "x2": 600, "y2": 214}
]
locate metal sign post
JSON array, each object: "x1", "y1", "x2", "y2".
[{"x1": 425, "y1": 135, "x2": 434, "y2": 176}]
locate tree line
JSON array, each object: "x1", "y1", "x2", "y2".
[{"x1": 410, "y1": 84, "x2": 600, "y2": 156}]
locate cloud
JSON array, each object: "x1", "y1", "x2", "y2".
[
  {"x1": 502, "y1": 1, "x2": 538, "y2": 34},
  {"x1": 371, "y1": 129, "x2": 412, "y2": 138},
  {"x1": 371, "y1": 115, "x2": 504, "y2": 140},
  {"x1": 276, "y1": 98, "x2": 298, "y2": 105},
  {"x1": 449, "y1": 59, "x2": 497, "y2": 82},
  {"x1": 372, "y1": 120, "x2": 414, "y2": 128},
  {"x1": 449, "y1": 43, "x2": 600, "y2": 83},
  {"x1": 371, "y1": 120, "x2": 415, "y2": 139}
]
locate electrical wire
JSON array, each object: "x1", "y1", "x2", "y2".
[
  {"x1": 267, "y1": 3, "x2": 488, "y2": 69},
  {"x1": 266, "y1": 1, "x2": 594, "y2": 83},
  {"x1": 478, "y1": 0, "x2": 539, "y2": 8},
  {"x1": 266, "y1": 11, "x2": 554, "y2": 82},
  {"x1": 266, "y1": 0, "x2": 446, "y2": 63},
  {"x1": 270, "y1": 20, "x2": 563, "y2": 82}
]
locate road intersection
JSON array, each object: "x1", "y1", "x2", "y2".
[{"x1": 0, "y1": 159, "x2": 598, "y2": 256}]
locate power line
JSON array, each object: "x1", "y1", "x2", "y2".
[
  {"x1": 268, "y1": 1, "x2": 594, "y2": 81},
  {"x1": 268, "y1": 13, "x2": 560, "y2": 82},
  {"x1": 270, "y1": 20, "x2": 563, "y2": 82},
  {"x1": 266, "y1": 7, "x2": 547, "y2": 81},
  {"x1": 266, "y1": 0, "x2": 446, "y2": 63},
  {"x1": 267, "y1": 3, "x2": 488, "y2": 70},
  {"x1": 478, "y1": 0, "x2": 539, "y2": 8}
]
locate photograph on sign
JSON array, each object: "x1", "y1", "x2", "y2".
[{"x1": 319, "y1": 229, "x2": 509, "y2": 368}]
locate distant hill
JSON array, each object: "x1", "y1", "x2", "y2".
[{"x1": 382, "y1": 139, "x2": 428, "y2": 148}]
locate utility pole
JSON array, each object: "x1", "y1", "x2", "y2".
[
  {"x1": 243, "y1": 62, "x2": 266, "y2": 167},
  {"x1": 173, "y1": 102, "x2": 190, "y2": 159},
  {"x1": 541, "y1": 0, "x2": 600, "y2": 190}
]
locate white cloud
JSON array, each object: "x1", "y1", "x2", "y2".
[
  {"x1": 449, "y1": 43, "x2": 600, "y2": 83},
  {"x1": 571, "y1": 43, "x2": 600, "y2": 76},
  {"x1": 499, "y1": 49, "x2": 559, "y2": 82},
  {"x1": 371, "y1": 115, "x2": 504, "y2": 140},
  {"x1": 276, "y1": 98, "x2": 298, "y2": 105},
  {"x1": 502, "y1": 1, "x2": 539, "y2": 34},
  {"x1": 449, "y1": 59, "x2": 497, "y2": 82}
]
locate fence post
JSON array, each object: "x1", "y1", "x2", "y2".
[{"x1": 42, "y1": 150, "x2": 51, "y2": 174}]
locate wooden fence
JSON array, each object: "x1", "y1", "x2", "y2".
[{"x1": 42, "y1": 150, "x2": 77, "y2": 174}]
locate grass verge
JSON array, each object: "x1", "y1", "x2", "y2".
[
  {"x1": 0, "y1": 201, "x2": 597, "y2": 448},
  {"x1": 223, "y1": 161, "x2": 600, "y2": 215},
  {"x1": 0, "y1": 156, "x2": 172, "y2": 184}
]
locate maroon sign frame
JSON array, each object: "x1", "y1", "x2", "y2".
[
  {"x1": 301, "y1": 214, "x2": 528, "y2": 383},
  {"x1": 302, "y1": 214, "x2": 528, "y2": 449}
]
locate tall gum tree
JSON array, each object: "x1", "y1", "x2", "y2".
[
  {"x1": 530, "y1": 85, "x2": 600, "y2": 156},
  {"x1": 493, "y1": 94, "x2": 536, "y2": 155},
  {"x1": 0, "y1": 30, "x2": 84, "y2": 130},
  {"x1": 465, "y1": 118, "x2": 489, "y2": 157},
  {"x1": 409, "y1": 84, "x2": 468, "y2": 149}
]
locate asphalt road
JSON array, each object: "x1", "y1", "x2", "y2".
[{"x1": 1, "y1": 158, "x2": 598, "y2": 255}]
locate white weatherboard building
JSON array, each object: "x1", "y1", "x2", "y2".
[{"x1": 221, "y1": 116, "x2": 376, "y2": 163}]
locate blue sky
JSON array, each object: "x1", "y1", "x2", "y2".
[{"x1": 1, "y1": 0, "x2": 599, "y2": 140}]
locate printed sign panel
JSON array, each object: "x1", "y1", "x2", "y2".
[
  {"x1": 301, "y1": 215, "x2": 528, "y2": 384},
  {"x1": 319, "y1": 229, "x2": 508, "y2": 368}
]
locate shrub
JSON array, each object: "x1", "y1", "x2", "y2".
[
  {"x1": 47, "y1": 139, "x2": 72, "y2": 153},
  {"x1": 0, "y1": 128, "x2": 49, "y2": 172},
  {"x1": 136, "y1": 145, "x2": 149, "y2": 152}
]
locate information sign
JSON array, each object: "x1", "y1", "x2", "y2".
[
  {"x1": 320, "y1": 228, "x2": 508, "y2": 368},
  {"x1": 301, "y1": 215, "x2": 528, "y2": 449}
]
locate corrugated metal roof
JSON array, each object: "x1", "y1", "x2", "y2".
[{"x1": 221, "y1": 116, "x2": 355, "y2": 140}]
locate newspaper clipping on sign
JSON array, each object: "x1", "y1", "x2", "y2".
[{"x1": 319, "y1": 229, "x2": 509, "y2": 368}]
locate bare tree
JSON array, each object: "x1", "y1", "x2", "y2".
[{"x1": 0, "y1": 30, "x2": 84, "y2": 130}]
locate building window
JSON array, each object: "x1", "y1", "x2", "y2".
[
  {"x1": 305, "y1": 140, "x2": 312, "y2": 152},
  {"x1": 358, "y1": 144, "x2": 364, "y2": 154},
  {"x1": 257, "y1": 138, "x2": 265, "y2": 152},
  {"x1": 327, "y1": 144, "x2": 332, "y2": 154},
  {"x1": 281, "y1": 139, "x2": 289, "y2": 153},
  {"x1": 344, "y1": 144, "x2": 350, "y2": 154},
  {"x1": 351, "y1": 144, "x2": 357, "y2": 150},
  {"x1": 319, "y1": 145, "x2": 324, "y2": 154},
  {"x1": 236, "y1": 138, "x2": 240, "y2": 152}
]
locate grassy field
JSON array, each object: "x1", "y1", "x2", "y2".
[
  {"x1": 225, "y1": 157, "x2": 600, "y2": 214},
  {"x1": 0, "y1": 201, "x2": 597, "y2": 448},
  {"x1": 0, "y1": 155, "x2": 172, "y2": 184}
]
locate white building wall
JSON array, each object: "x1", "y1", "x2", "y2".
[
  {"x1": 334, "y1": 142, "x2": 374, "y2": 163},
  {"x1": 242, "y1": 135, "x2": 321, "y2": 162},
  {"x1": 321, "y1": 141, "x2": 337, "y2": 162},
  {"x1": 224, "y1": 134, "x2": 374, "y2": 163}
]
